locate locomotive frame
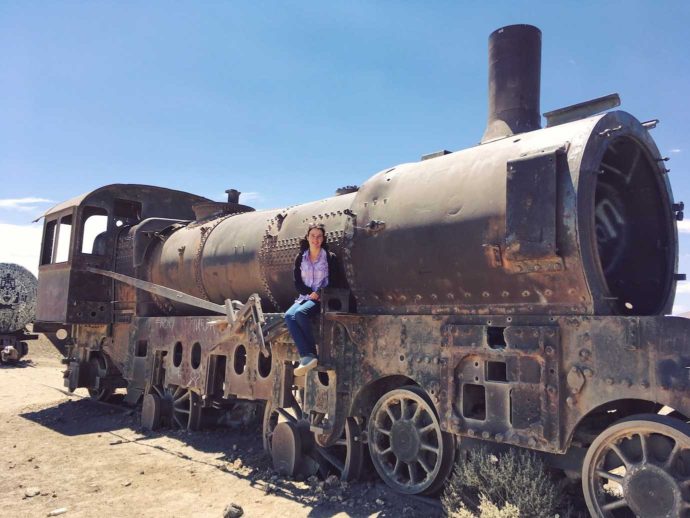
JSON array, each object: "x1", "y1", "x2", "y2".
[{"x1": 34, "y1": 25, "x2": 690, "y2": 516}]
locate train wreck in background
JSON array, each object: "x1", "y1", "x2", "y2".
[
  {"x1": 33, "y1": 24, "x2": 690, "y2": 517},
  {"x1": 0, "y1": 263, "x2": 38, "y2": 363}
]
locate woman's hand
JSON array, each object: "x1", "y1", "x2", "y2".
[{"x1": 309, "y1": 292, "x2": 320, "y2": 301}]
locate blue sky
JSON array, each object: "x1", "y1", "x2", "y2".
[{"x1": 1, "y1": 1, "x2": 690, "y2": 311}]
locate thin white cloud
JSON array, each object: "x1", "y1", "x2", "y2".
[
  {"x1": 0, "y1": 222, "x2": 43, "y2": 275},
  {"x1": 240, "y1": 191, "x2": 263, "y2": 203},
  {"x1": 670, "y1": 148, "x2": 682, "y2": 153},
  {"x1": 0, "y1": 197, "x2": 53, "y2": 212},
  {"x1": 677, "y1": 220, "x2": 690, "y2": 233},
  {"x1": 675, "y1": 282, "x2": 690, "y2": 294},
  {"x1": 672, "y1": 305, "x2": 690, "y2": 316}
]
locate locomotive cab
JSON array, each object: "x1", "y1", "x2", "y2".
[{"x1": 35, "y1": 184, "x2": 209, "y2": 326}]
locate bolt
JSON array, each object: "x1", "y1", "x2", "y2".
[
  {"x1": 641, "y1": 381, "x2": 650, "y2": 389},
  {"x1": 467, "y1": 429, "x2": 475, "y2": 437},
  {"x1": 583, "y1": 368, "x2": 593, "y2": 378},
  {"x1": 566, "y1": 396, "x2": 575, "y2": 406},
  {"x1": 495, "y1": 433, "x2": 504, "y2": 442},
  {"x1": 545, "y1": 346, "x2": 554, "y2": 355},
  {"x1": 547, "y1": 385, "x2": 556, "y2": 394},
  {"x1": 482, "y1": 431, "x2": 490, "y2": 439},
  {"x1": 579, "y1": 349, "x2": 591, "y2": 360}
]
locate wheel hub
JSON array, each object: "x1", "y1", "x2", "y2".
[
  {"x1": 390, "y1": 419, "x2": 421, "y2": 463},
  {"x1": 625, "y1": 465, "x2": 679, "y2": 516}
]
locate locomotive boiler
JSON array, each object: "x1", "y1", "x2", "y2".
[{"x1": 35, "y1": 24, "x2": 690, "y2": 516}]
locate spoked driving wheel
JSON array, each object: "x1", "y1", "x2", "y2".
[
  {"x1": 263, "y1": 390, "x2": 366, "y2": 481},
  {"x1": 582, "y1": 414, "x2": 690, "y2": 517},
  {"x1": 87, "y1": 354, "x2": 114, "y2": 402},
  {"x1": 146, "y1": 384, "x2": 202, "y2": 431},
  {"x1": 368, "y1": 385, "x2": 455, "y2": 494}
]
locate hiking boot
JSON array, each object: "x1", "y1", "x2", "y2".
[{"x1": 294, "y1": 355, "x2": 318, "y2": 376}]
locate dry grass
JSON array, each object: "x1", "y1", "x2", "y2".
[{"x1": 442, "y1": 447, "x2": 563, "y2": 518}]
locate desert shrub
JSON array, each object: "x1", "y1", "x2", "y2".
[
  {"x1": 442, "y1": 447, "x2": 561, "y2": 518},
  {"x1": 447, "y1": 494, "x2": 520, "y2": 518}
]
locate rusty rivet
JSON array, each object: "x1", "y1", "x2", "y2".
[
  {"x1": 522, "y1": 290, "x2": 530, "y2": 297},
  {"x1": 464, "y1": 292, "x2": 472, "y2": 298},
  {"x1": 501, "y1": 291, "x2": 509, "y2": 298},
  {"x1": 482, "y1": 291, "x2": 490, "y2": 298},
  {"x1": 605, "y1": 378, "x2": 614, "y2": 385},
  {"x1": 544, "y1": 289, "x2": 553, "y2": 296}
]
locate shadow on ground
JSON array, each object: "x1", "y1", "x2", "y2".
[{"x1": 20, "y1": 397, "x2": 441, "y2": 517}]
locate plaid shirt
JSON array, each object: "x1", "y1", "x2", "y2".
[{"x1": 296, "y1": 248, "x2": 329, "y2": 302}]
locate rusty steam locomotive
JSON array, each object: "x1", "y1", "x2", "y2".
[{"x1": 35, "y1": 25, "x2": 690, "y2": 516}]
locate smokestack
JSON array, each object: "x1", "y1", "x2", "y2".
[{"x1": 481, "y1": 24, "x2": 542, "y2": 143}]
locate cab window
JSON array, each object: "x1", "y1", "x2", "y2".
[{"x1": 81, "y1": 207, "x2": 108, "y2": 255}]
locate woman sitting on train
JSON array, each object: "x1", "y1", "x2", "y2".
[{"x1": 285, "y1": 223, "x2": 340, "y2": 376}]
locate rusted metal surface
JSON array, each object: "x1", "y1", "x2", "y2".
[
  {"x1": 481, "y1": 24, "x2": 542, "y2": 143},
  {"x1": 34, "y1": 24, "x2": 690, "y2": 506}
]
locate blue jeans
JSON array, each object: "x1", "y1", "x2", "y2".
[{"x1": 285, "y1": 300, "x2": 320, "y2": 357}]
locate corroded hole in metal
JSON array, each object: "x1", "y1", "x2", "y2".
[
  {"x1": 191, "y1": 342, "x2": 201, "y2": 369},
  {"x1": 257, "y1": 351, "x2": 272, "y2": 378},
  {"x1": 594, "y1": 136, "x2": 672, "y2": 315},
  {"x1": 233, "y1": 344, "x2": 247, "y2": 375},
  {"x1": 136, "y1": 340, "x2": 148, "y2": 357},
  {"x1": 487, "y1": 326, "x2": 506, "y2": 349},
  {"x1": 462, "y1": 384, "x2": 486, "y2": 420},
  {"x1": 173, "y1": 341, "x2": 183, "y2": 367},
  {"x1": 486, "y1": 361, "x2": 508, "y2": 382},
  {"x1": 317, "y1": 371, "x2": 330, "y2": 387}
]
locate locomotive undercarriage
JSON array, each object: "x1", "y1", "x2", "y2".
[{"x1": 61, "y1": 302, "x2": 690, "y2": 505}]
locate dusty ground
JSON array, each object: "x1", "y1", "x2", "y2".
[{"x1": 0, "y1": 334, "x2": 441, "y2": 518}]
